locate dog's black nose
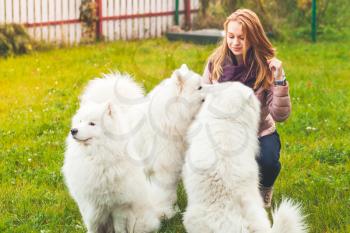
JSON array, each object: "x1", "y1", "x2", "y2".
[
  {"x1": 202, "y1": 99, "x2": 205, "y2": 102},
  {"x1": 71, "y1": 128, "x2": 78, "y2": 136}
]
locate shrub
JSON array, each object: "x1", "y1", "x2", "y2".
[
  {"x1": 193, "y1": 0, "x2": 350, "y2": 41},
  {"x1": 0, "y1": 24, "x2": 33, "y2": 57},
  {"x1": 79, "y1": 0, "x2": 98, "y2": 43},
  {"x1": 193, "y1": 1, "x2": 226, "y2": 29}
]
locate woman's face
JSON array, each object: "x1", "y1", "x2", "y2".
[{"x1": 226, "y1": 21, "x2": 248, "y2": 56}]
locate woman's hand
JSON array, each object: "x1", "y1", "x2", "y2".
[{"x1": 267, "y1": 58, "x2": 283, "y2": 81}]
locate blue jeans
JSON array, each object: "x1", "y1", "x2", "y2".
[{"x1": 256, "y1": 131, "x2": 281, "y2": 187}]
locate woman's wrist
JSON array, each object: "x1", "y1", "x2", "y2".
[
  {"x1": 274, "y1": 79, "x2": 286, "y2": 86},
  {"x1": 274, "y1": 70, "x2": 286, "y2": 85},
  {"x1": 274, "y1": 69, "x2": 286, "y2": 85}
]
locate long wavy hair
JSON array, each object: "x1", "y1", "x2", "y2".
[{"x1": 208, "y1": 9, "x2": 275, "y2": 90}]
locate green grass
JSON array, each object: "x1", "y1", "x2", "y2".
[{"x1": 0, "y1": 38, "x2": 349, "y2": 233}]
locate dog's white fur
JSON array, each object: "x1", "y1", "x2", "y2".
[
  {"x1": 62, "y1": 66, "x2": 204, "y2": 232},
  {"x1": 79, "y1": 72, "x2": 146, "y2": 137},
  {"x1": 62, "y1": 82, "x2": 160, "y2": 232},
  {"x1": 183, "y1": 82, "x2": 307, "y2": 233},
  {"x1": 126, "y1": 64, "x2": 204, "y2": 218},
  {"x1": 80, "y1": 72, "x2": 145, "y2": 106}
]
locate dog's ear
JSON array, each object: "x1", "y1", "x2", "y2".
[
  {"x1": 105, "y1": 102, "x2": 115, "y2": 118},
  {"x1": 173, "y1": 64, "x2": 189, "y2": 92},
  {"x1": 174, "y1": 64, "x2": 189, "y2": 81},
  {"x1": 101, "y1": 102, "x2": 119, "y2": 135},
  {"x1": 176, "y1": 75, "x2": 185, "y2": 90},
  {"x1": 180, "y1": 64, "x2": 189, "y2": 72}
]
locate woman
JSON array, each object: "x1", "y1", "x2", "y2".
[{"x1": 202, "y1": 9, "x2": 291, "y2": 208}]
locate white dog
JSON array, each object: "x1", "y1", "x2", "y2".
[
  {"x1": 183, "y1": 82, "x2": 307, "y2": 233},
  {"x1": 62, "y1": 66, "x2": 203, "y2": 232},
  {"x1": 62, "y1": 102, "x2": 160, "y2": 231},
  {"x1": 79, "y1": 72, "x2": 146, "y2": 136},
  {"x1": 126, "y1": 64, "x2": 205, "y2": 218}
]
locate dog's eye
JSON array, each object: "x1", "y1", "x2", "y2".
[
  {"x1": 89, "y1": 122, "x2": 95, "y2": 126},
  {"x1": 198, "y1": 86, "x2": 202, "y2": 90}
]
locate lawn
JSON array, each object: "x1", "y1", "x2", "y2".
[{"x1": 0, "y1": 38, "x2": 349, "y2": 233}]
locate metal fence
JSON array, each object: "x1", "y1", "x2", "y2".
[{"x1": 0, "y1": 0, "x2": 199, "y2": 44}]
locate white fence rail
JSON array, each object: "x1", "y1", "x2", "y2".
[{"x1": 0, "y1": 0, "x2": 199, "y2": 44}]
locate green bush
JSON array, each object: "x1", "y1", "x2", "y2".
[
  {"x1": 193, "y1": 1, "x2": 226, "y2": 29},
  {"x1": 193, "y1": 0, "x2": 350, "y2": 41},
  {"x1": 0, "y1": 24, "x2": 33, "y2": 57},
  {"x1": 0, "y1": 33, "x2": 12, "y2": 57},
  {"x1": 79, "y1": 0, "x2": 98, "y2": 42}
]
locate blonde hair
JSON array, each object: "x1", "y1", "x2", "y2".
[{"x1": 208, "y1": 9, "x2": 275, "y2": 90}]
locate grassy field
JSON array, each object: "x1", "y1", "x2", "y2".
[{"x1": 0, "y1": 38, "x2": 349, "y2": 233}]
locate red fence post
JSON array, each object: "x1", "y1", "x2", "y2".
[
  {"x1": 184, "y1": 0, "x2": 191, "y2": 30},
  {"x1": 95, "y1": 0, "x2": 103, "y2": 40}
]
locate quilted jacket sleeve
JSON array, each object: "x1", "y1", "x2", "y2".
[{"x1": 266, "y1": 82, "x2": 292, "y2": 122}]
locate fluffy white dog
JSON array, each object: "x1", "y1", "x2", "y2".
[
  {"x1": 62, "y1": 66, "x2": 204, "y2": 232},
  {"x1": 62, "y1": 76, "x2": 160, "y2": 233},
  {"x1": 183, "y1": 82, "x2": 307, "y2": 233},
  {"x1": 126, "y1": 64, "x2": 205, "y2": 218},
  {"x1": 79, "y1": 72, "x2": 146, "y2": 136}
]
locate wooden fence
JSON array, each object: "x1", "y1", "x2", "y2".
[{"x1": 0, "y1": 0, "x2": 199, "y2": 43}]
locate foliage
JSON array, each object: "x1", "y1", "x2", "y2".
[
  {"x1": 193, "y1": 0, "x2": 350, "y2": 41},
  {"x1": 0, "y1": 39, "x2": 349, "y2": 232},
  {"x1": 79, "y1": 0, "x2": 98, "y2": 42},
  {"x1": 0, "y1": 24, "x2": 33, "y2": 57},
  {"x1": 193, "y1": 1, "x2": 226, "y2": 29}
]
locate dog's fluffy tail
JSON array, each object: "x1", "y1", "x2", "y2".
[
  {"x1": 80, "y1": 72, "x2": 145, "y2": 106},
  {"x1": 271, "y1": 199, "x2": 308, "y2": 233}
]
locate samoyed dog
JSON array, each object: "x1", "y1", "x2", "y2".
[
  {"x1": 126, "y1": 64, "x2": 205, "y2": 218},
  {"x1": 183, "y1": 82, "x2": 307, "y2": 233},
  {"x1": 62, "y1": 101, "x2": 161, "y2": 233},
  {"x1": 79, "y1": 72, "x2": 146, "y2": 136}
]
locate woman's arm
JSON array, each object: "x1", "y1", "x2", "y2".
[
  {"x1": 266, "y1": 82, "x2": 291, "y2": 122},
  {"x1": 266, "y1": 58, "x2": 291, "y2": 122}
]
